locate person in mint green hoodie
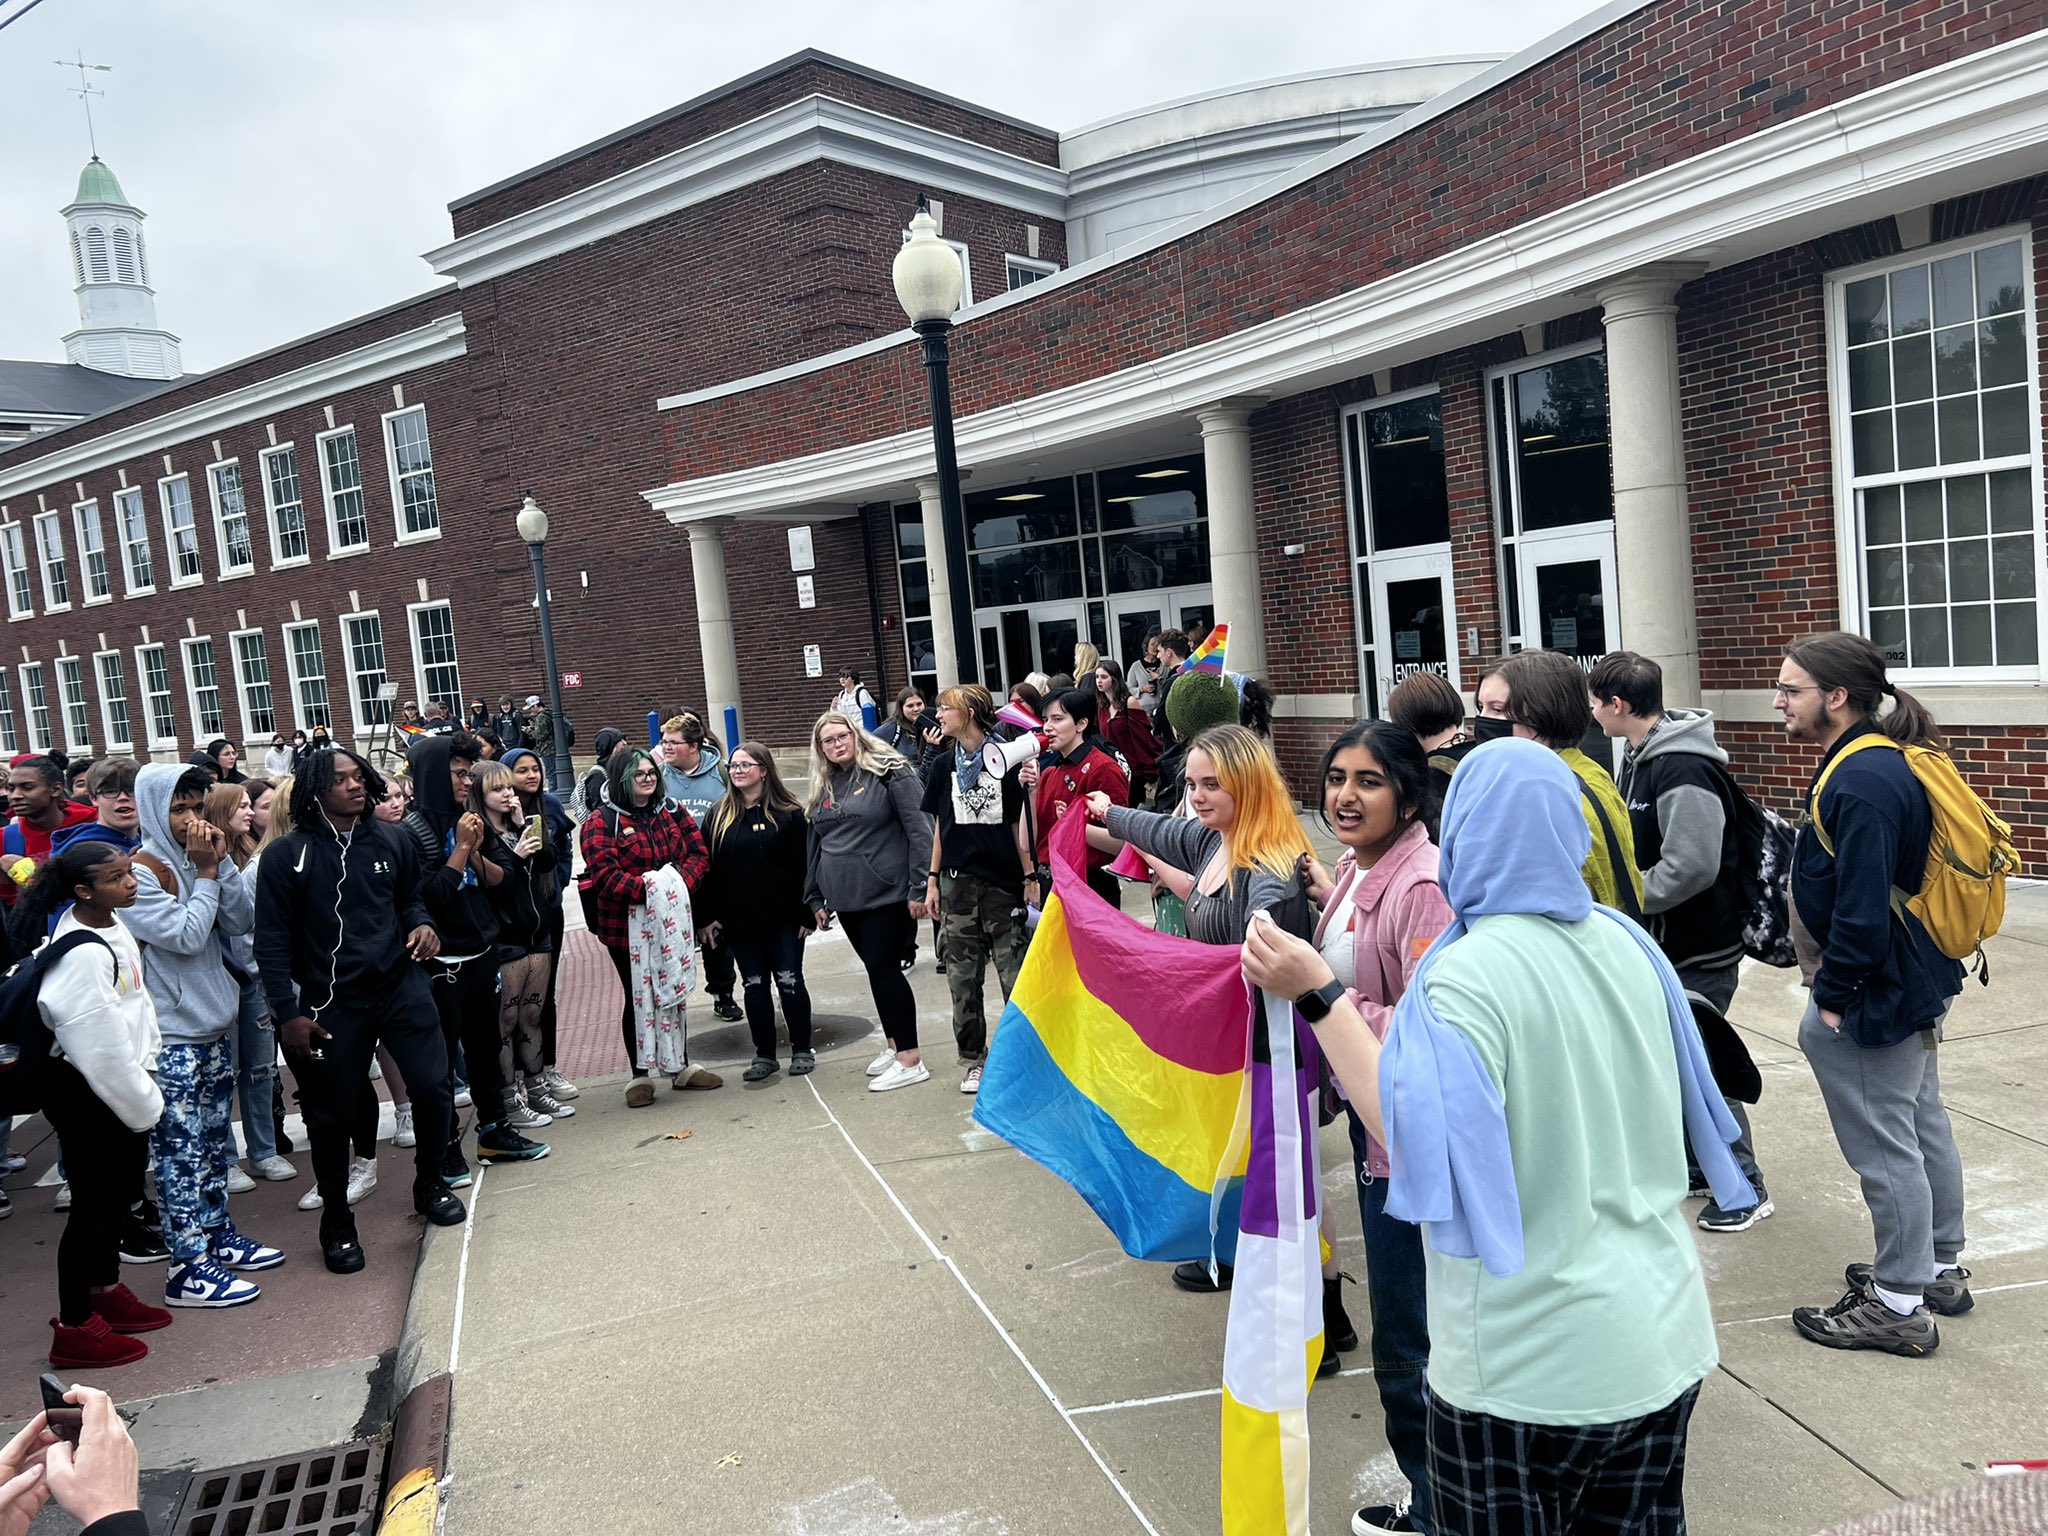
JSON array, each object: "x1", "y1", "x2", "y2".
[
  {"x1": 1242, "y1": 737, "x2": 1751, "y2": 1536},
  {"x1": 125, "y1": 764, "x2": 284, "y2": 1311}
]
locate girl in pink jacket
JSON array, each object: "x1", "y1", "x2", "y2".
[{"x1": 1306, "y1": 720, "x2": 1451, "y2": 1536}]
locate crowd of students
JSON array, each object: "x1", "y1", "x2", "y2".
[{"x1": 0, "y1": 624, "x2": 1987, "y2": 1536}]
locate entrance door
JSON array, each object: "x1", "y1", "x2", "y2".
[
  {"x1": 1365, "y1": 548, "x2": 1458, "y2": 718},
  {"x1": 1514, "y1": 528, "x2": 1616, "y2": 669},
  {"x1": 1106, "y1": 586, "x2": 1213, "y2": 670},
  {"x1": 981, "y1": 602, "x2": 1087, "y2": 689}
]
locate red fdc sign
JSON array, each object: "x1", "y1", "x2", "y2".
[{"x1": 560, "y1": 672, "x2": 581, "y2": 688}]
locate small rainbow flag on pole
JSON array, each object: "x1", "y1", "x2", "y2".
[
  {"x1": 1186, "y1": 623, "x2": 1229, "y2": 676},
  {"x1": 975, "y1": 810, "x2": 1322, "y2": 1533}
]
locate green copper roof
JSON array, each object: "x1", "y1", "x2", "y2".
[{"x1": 74, "y1": 158, "x2": 128, "y2": 206}]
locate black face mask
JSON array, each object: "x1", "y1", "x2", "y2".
[{"x1": 1472, "y1": 715, "x2": 1515, "y2": 743}]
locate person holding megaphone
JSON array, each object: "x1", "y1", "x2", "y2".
[
  {"x1": 1018, "y1": 689, "x2": 1129, "y2": 909},
  {"x1": 920, "y1": 685, "x2": 1036, "y2": 1096}
]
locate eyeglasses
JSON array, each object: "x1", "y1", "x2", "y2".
[
  {"x1": 1772, "y1": 683, "x2": 1818, "y2": 699},
  {"x1": 95, "y1": 788, "x2": 134, "y2": 801},
  {"x1": 631, "y1": 768, "x2": 660, "y2": 780}
]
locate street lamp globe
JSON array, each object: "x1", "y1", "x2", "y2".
[
  {"x1": 515, "y1": 494, "x2": 549, "y2": 544},
  {"x1": 892, "y1": 204, "x2": 962, "y2": 325}
]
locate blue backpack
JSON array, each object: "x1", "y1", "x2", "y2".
[{"x1": 0, "y1": 929, "x2": 115, "y2": 1116}]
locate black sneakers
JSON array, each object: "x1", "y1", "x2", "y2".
[
  {"x1": 442, "y1": 1144, "x2": 473, "y2": 1189},
  {"x1": 1353, "y1": 1502, "x2": 1424, "y2": 1535},
  {"x1": 711, "y1": 994, "x2": 744, "y2": 1022},
  {"x1": 476, "y1": 1124, "x2": 550, "y2": 1162},
  {"x1": 1172, "y1": 1260, "x2": 1232, "y2": 1294},
  {"x1": 321, "y1": 1213, "x2": 365, "y2": 1275},
  {"x1": 1791, "y1": 1287, "x2": 1939, "y2": 1356},
  {"x1": 1845, "y1": 1261, "x2": 1974, "y2": 1316},
  {"x1": 415, "y1": 1186, "x2": 467, "y2": 1227}
]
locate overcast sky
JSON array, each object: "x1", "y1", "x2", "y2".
[{"x1": 1, "y1": 0, "x2": 1594, "y2": 373}]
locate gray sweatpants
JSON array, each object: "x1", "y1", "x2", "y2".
[{"x1": 1798, "y1": 1000, "x2": 1966, "y2": 1296}]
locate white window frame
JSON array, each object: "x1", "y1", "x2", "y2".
[
  {"x1": 406, "y1": 600, "x2": 462, "y2": 711},
  {"x1": 158, "y1": 473, "x2": 204, "y2": 588},
  {"x1": 134, "y1": 641, "x2": 178, "y2": 750},
  {"x1": 382, "y1": 406, "x2": 442, "y2": 544},
  {"x1": 281, "y1": 619, "x2": 333, "y2": 730},
  {"x1": 228, "y1": 626, "x2": 276, "y2": 740},
  {"x1": 32, "y1": 511, "x2": 71, "y2": 613},
  {"x1": 259, "y1": 442, "x2": 311, "y2": 568},
  {"x1": 0, "y1": 669, "x2": 17, "y2": 755},
  {"x1": 54, "y1": 655, "x2": 91, "y2": 754},
  {"x1": 93, "y1": 649, "x2": 133, "y2": 752},
  {"x1": 180, "y1": 636, "x2": 225, "y2": 740},
  {"x1": 207, "y1": 458, "x2": 256, "y2": 578},
  {"x1": 1004, "y1": 254, "x2": 1058, "y2": 290},
  {"x1": 71, "y1": 499, "x2": 111, "y2": 604},
  {"x1": 340, "y1": 610, "x2": 391, "y2": 731},
  {"x1": 17, "y1": 662, "x2": 52, "y2": 752},
  {"x1": 316, "y1": 424, "x2": 371, "y2": 557},
  {"x1": 1825, "y1": 225, "x2": 2045, "y2": 684},
  {"x1": 114, "y1": 486, "x2": 154, "y2": 596},
  {"x1": 1, "y1": 523, "x2": 31, "y2": 619}
]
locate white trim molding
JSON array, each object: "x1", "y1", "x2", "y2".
[
  {"x1": 0, "y1": 314, "x2": 468, "y2": 503},
  {"x1": 425, "y1": 94, "x2": 1069, "y2": 287},
  {"x1": 643, "y1": 30, "x2": 2048, "y2": 526}
]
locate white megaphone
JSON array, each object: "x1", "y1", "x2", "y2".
[{"x1": 983, "y1": 730, "x2": 1043, "y2": 776}]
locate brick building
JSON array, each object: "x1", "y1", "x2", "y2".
[{"x1": 4, "y1": 9, "x2": 2047, "y2": 856}]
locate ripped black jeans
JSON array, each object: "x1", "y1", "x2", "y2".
[{"x1": 723, "y1": 924, "x2": 814, "y2": 1060}]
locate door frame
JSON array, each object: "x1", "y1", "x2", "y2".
[
  {"x1": 1512, "y1": 525, "x2": 1618, "y2": 665},
  {"x1": 977, "y1": 600, "x2": 1089, "y2": 686},
  {"x1": 1367, "y1": 545, "x2": 1460, "y2": 710}
]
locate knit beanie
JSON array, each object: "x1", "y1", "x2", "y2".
[{"x1": 1165, "y1": 672, "x2": 1241, "y2": 739}]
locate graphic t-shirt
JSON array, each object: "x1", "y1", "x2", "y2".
[{"x1": 921, "y1": 746, "x2": 1026, "y2": 893}]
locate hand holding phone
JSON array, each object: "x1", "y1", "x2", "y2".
[{"x1": 38, "y1": 1375, "x2": 80, "y2": 1446}]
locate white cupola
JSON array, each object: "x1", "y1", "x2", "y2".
[{"x1": 60, "y1": 157, "x2": 181, "y2": 380}]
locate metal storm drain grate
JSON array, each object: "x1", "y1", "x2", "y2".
[{"x1": 171, "y1": 1439, "x2": 385, "y2": 1536}]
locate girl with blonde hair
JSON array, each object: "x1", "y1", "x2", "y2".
[
  {"x1": 470, "y1": 759, "x2": 571, "y2": 1127},
  {"x1": 202, "y1": 781, "x2": 295, "y2": 1190}
]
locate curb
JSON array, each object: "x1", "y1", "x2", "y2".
[{"x1": 381, "y1": 1208, "x2": 469, "y2": 1529}]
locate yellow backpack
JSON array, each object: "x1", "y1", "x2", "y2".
[{"x1": 1808, "y1": 734, "x2": 2020, "y2": 976}]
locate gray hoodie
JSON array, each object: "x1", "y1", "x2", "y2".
[
  {"x1": 661, "y1": 738, "x2": 727, "y2": 824},
  {"x1": 122, "y1": 763, "x2": 255, "y2": 1046},
  {"x1": 1615, "y1": 707, "x2": 1747, "y2": 970}
]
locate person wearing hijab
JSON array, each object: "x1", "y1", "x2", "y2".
[{"x1": 1241, "y1": 737, "x2": 1750, "y2": 1536}]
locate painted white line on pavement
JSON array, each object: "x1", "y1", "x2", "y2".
[
  {"x1": 1069, "y1": 1385, "x2": 1221, "y2": 1417},
  {"x1": 447, "y1": 1163, "x2": 486, "y2": 1376},
  {"x1": 802, "y1": 1076, "x2": 1163, "y2": 1536}
]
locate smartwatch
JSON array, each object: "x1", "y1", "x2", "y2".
[{"x1": 1294, "y1": 979, "x2": 1347, "y2": 1023}]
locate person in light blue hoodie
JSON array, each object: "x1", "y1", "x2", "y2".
[
  {"x1": 659, "y1": 713, "x2": 741, "y2": 1021},
  {"x1": 125, "y1": 763, "x2": 284, "y2": 1310}
]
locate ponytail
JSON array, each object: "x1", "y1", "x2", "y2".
[
  {"x1": 7, "y1": 840, "x2": 122, "y2": 951},
  {"x1": 1785, "y1": 632, "x2": 1943, "y2": 750},
  {"x1": 1877, "y1": 681, "x2": 1942, "y2": 749}
]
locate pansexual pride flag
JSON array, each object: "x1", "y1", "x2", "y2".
[
  {"x1": 974, "y1": 810, "x2": 1322, "y2": 1533},
  {"x1": 1186, "y1": 622, "x2": 1230, "y2": 675}
]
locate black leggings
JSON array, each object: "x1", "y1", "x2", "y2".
[
  {"x1": 43, "y1": 1060, "x2": 149, "y2": 1326},
  {"x1": 537, "y1": 906, "x2": 565, "y2": 1066},
  {"x1": 426, "y1": 954, "x2": 505, "y2": 1140},
  {"x1": 606, "y1": 942, "x2": 646, "y2": 1077},
  {"x1": 839, "y1": 903, "x2": 919, "y2": 1052}
]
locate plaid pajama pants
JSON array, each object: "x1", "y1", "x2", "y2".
[{"x1": 1427, "y1": 1381, "x2": 1702, "y2": 1536}]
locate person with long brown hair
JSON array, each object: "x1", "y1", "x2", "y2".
[
  {"x1": 200, "y1": 781, "x2": 293, "y2": 1193},
  {"x1": 470, "y1": 760, "x2": 571, "y2": 1127},
  {"x1": 701, "y1": 742, "x2": 815, "y2": 1081}
]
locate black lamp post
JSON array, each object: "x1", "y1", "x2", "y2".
[
  {"x1": 892, "y1": 196, "x2": 977, "y2": 680},
  {"x1": 515, "y1": 494, "x2": 574, "y2": 793}
]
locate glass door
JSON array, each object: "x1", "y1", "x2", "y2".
[
  {"x1": 981, "y1": 602, "x2": 1087, "y2": 689},
  {"x1": 1514, "y1": 528, "x2": 1616, "y2": 669},
  {"x1": 1368, "y1": 549, "x2": 1458, "y2": 713}
]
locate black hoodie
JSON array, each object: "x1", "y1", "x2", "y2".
[
  {"x1": 254, "y1": 817, "x2": 431, "y2": 1021},
  {"x1": 401, "y1": 736, "x2": 500, "y2": 957}
]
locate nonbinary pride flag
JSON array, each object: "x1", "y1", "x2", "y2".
[
  {"x1": 1186, "y1": 622, "x2": 1229, "y2": 675},
  {"x1": 974, "y1": 810, "x2": 1322, "y2": 1534}
]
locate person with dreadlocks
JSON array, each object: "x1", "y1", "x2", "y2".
[{"x1": 252, "y1": 748, "x2": 465, "y2": 1275}]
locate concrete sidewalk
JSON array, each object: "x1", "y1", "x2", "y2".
[{"x1": 406, "y1": 887, "x2": 2047, "y2": 1536}]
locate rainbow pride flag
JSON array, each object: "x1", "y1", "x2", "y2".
[
  {"x1": 1186, "y1": 622, "x2": 1229, "y2": 675},
  {"x1": 975, "y1": 810, "x2": 1322, "y2": 1533}
]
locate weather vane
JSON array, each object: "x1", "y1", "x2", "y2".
[{"x1": 54, "y1": 50, "x2": 111, "y2": 159}]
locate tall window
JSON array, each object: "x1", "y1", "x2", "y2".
[
  {"x1": 261, "y1": 445, "x2": 310, "y2": 565},
  {"x1": 319, "y1": 428, "x2": 371, "y2": 553},
  {"x1": 136, "y1": 643, "x2": 176, "y2": 746},
  {"x1": 209, "y1": 461, "x2": 255, "y2": 575},
  {"x1": 115, "y1": 487, "x2": 154, "y2": 593},
  {"x1": 33, "y1": 512, "x2": 70, "y2": 610},
  {"x1": 19, "y1": 663, "x2": 52, "y2": 751},
  {"x1": 71, "y1": 501, "x2": 111, "y2": 601},
  {"x1": 232, "y1": 630, "x2": 276, "y2": 736},
  {"x1": 1832, "y1": 231, "x2": 2041, "y2": 676},
  {"x1": 1, "y1": 524, "x2": 31, "y2": 618},
  {"x1": 159, "y1": 475, "x2": 203, "y2": 585},
  {"x1": 54, "y1": 656, "x2": 91, "y2": 752},
  {"x1": 0, "y1": 670, "x2": 17, "y2": 754},
  {"x1": 384, "y1": 408, "x2": 441, "y2": 539},
  {"x1": 409, "y1": 602, "x2": 461, "y2": 708},
  {"x1": 341, "y1": 611, "x2": 391, "y2": 727},
  {"x1": 891, "y1": 505, "x2": 938, "y2": 699},
  {"x1": 94, "y1": 652, "x2": 132, "y2": 750},
  {"x1": 181, "y1": 637, "x2": 224, "y2": 738},
  {"x1": 1343, "y1": 390, "x2": 1455, "y2": 717},
  {"x1": 283, "y1": 621, "x2": 332, "y2": 729}
]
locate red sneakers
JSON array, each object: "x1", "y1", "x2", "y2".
[
  {"x1": 92, "y1": 1282, "x2": 174, "y2": 1334},
  {"x1": 49, "y1": 1313, "x2": 150, "y2": 1369}
]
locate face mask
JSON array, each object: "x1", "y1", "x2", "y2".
[{"x1": 1472, "y1": 715, "x2": 1515, "y2": 743}]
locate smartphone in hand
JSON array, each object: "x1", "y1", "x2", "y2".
[{"x1": 39, "y1": 1371, "x2": 82, "y2": 1444}]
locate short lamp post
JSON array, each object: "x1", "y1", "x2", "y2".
[
  {"x1": 892, "y1": 196, "x2": 978, "y2": 681},
  {"x1": 515, "y1": 494, "x2": 575, "y2": 793}
]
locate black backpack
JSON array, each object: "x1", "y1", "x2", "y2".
[
  {"x1": 1716, "y1": 766, "x2": 1798, "y2": 968},
  {"x1": 0, "y1": 929, "x2": 116, "y2": 1116}
]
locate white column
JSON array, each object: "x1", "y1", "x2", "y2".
[
  {"x1": 1196, "y1": 398, "x2": 1268, "y2": 680},
  {"x1": 1599, "y1": 262, "x2": 1707, "y2": 705},
  {"x1": 687, "y1": 517, "x2": 744, "y2": 739},
  {"x1": 913, "y1": 475, "x2": 961, "y2": 687}
]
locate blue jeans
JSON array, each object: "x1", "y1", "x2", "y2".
[
  {"x1": 230, "y1": 978, "x2": 279, "y2": 1165},
  {"x1": 1348, "y1": 1107, "x2": 1434, "y2": 1533},
  {"x1": 153, "y1": 1039, "x2": 236, "y2": 1264}
]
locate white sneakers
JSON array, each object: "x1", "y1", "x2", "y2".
[
  {"x1": 960, "y1": 1064, "x2": 983, "y2": 1095},
  {"x1": 297, "y1": 1157, "x2": 378, "y2": 1211},
  {"x1": 225, "y1": 1164, "x2": 257, "y2": 1194},
  {"x1": 393, "y1": 1105, "x2": 416, "y2": 1149},
  {"x1": 869, "y1": 1059, "x2": 930, "y2": 1093},
  {"x1": 250, "y1": 1155, "x2": 298, "y2": 1181},
  {"x1": 865, "y1": 1047, "x2": 897, "y2": 1077}
]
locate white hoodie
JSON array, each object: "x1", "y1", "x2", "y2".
[{"x1": 39, "y1": 909, "x2": 163, "y2": 1131}]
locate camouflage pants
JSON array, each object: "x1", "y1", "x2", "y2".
[{"x1": 939, "y1": 870, "x2": 1029, "y2": 1063}]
